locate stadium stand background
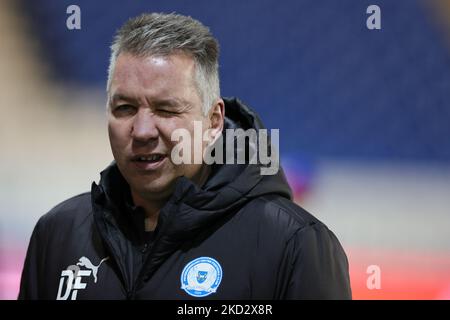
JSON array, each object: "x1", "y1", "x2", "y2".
[{"x1": 1, "y1": 0, "x2": 450, "y2": 299}]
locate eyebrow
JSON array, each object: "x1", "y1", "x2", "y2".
[
  {"x1": 153, "y1": 98, "x2": 185, "y2": 108},
  {"x1": 109, "y1": 93, "x2": 137, "y2": 105},
  {"x1": 109, "y1": 94, "x2": 192, "y2": 110}
]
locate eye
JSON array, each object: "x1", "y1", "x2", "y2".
[
  {"x1": 112, "y1": 104, "x2": 136, "y2": 116},
  {"x1": 156, "y1": 108, "x2": 179, "y2": 116}
]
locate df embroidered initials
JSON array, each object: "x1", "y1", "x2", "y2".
[{"x1": 56, "y1": 256, "x2": 109, "y2": 300}]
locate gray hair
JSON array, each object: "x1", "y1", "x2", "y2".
[{"x1": 107, "y1": 13, "x2": 220, "y2": 115}]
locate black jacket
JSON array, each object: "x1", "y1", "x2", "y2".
[{"x1": 19, "y1": 98, "x2": 351, "y2": 300}]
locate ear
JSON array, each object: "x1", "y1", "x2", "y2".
[{"x1": 207, "y1": 98, "x2": 225, "y2": 143}]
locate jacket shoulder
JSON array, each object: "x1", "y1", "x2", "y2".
[
  {"x1": 251, "y1": 194, "x2": 326, "y2": 233},
  {"x1": 247, "y1": 195, "x2": 351, "y2": 298}
]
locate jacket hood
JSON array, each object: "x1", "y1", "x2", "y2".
[{"x1": 91, "y1": 97, "x2": 292, "y2": 284}]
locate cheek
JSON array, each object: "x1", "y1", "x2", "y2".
[
  {"x1": 158, "y1": 119, "x2": 189, "y2": 147},
  {"x1": 108, "y1": 122, "x2": 129, "y2": 151}
]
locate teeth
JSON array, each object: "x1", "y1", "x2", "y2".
[{"x1": 138, "y1": 155, "x2": 162, "y2": 161}]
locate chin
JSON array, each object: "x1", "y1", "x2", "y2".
[{"x1": 134, "y1": 176, "x2": 176, "y2": 196}]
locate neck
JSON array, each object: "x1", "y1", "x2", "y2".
[
  {"x1": 131, "y1": 191, "x2": 165, "y2": 231},
  {"x1": 131, "y1": 164, "x2": 212, "y2": 231},
  {"x1": 192, "y1": 164, "x2": 212, "y2": 190}
]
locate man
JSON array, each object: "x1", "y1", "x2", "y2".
[{"x1": 19, "y1": 13, "x2": 351, "y2": 299}]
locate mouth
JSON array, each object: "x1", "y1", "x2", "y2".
[{"x1": 130, "y1": 153, "x2": 167, "y2": 170}]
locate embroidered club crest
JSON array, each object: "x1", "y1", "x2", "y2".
[{"x1": 180, "y1": 257, "x2": 223, "y2": 297}]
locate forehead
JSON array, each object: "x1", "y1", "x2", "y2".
[{"x1": 110, "y1": 52, "x2": 198, "y2": 102}]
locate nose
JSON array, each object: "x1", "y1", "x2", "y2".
[{"x1": 131, "y1": 109, "x2": 159, "y2": 143}]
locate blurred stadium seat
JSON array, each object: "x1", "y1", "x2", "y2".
[{"x1": 1, "y1": 0, "x2": 449, "y2": 299}]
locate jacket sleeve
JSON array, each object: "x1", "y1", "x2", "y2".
[
  {"x1": 18, "y1": 217, "x2": 47, "y2": 300},
  {"x1": 283, "y1": 223, "x2": 352, "y2": 299}
]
